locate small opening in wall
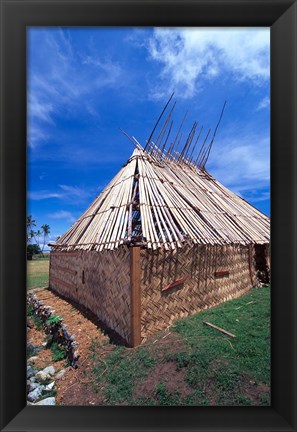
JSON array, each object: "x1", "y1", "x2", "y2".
[
  {"x1": 82, "y1": 270, "x2": 85, "y2": 284},
  {"x1": 254, "y1": 244, "x2": 270, "y2": 283}
]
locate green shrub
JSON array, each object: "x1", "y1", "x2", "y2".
[
  {"x1": 51, "y1": 342, "x2": 66, "y2": 362},
  {"x1": 46, "y1": 314, "x2": 62, "y2": 326},
  {"x1": 27, "y1": 244, "x2": 41, "y2": 259}
]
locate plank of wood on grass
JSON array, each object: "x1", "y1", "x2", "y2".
[{"x1": 203, "y1": 321, "x2": 236, "y2": 338}]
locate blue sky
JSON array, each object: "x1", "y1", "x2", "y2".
[{"x1": 27, "y1": 27, "x2": 270, "y2": 245}]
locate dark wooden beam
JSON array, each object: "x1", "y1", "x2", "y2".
[{"x1": 130, "y1": 246, "x2": 141, "y2": 347}]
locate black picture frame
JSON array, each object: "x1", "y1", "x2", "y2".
[{"x1": 0, "y1": 1, "x2": 296, "y2": 431}]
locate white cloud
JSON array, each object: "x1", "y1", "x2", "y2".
[
  {"x1": 27, "y1": 124, "x2": 49, "y2": 148},
  {"x1": 58, "y1": 184, "x2": 91, "y2": 200},
  {"x1": 208, "y1": 134, "x2": 270, "y2": 199},
  {"x1": 28, "y1": 191, "x2": 63, "y2": 200},
  {"x1": 28, "y1": 184, "x2": 92, "y2": 202},
  {"x1": 246, "y1": 191, "x2": 270, "y2": 203},
  {"x1": 257, "y1": 96, "x2": 270, "y2": 110},
  {"x1": 29, "y1": 94, "x2": 55, "y2": 124},
  {"x1": 48, "y1": 210, "x2": 76, "y2": 223},
  {"x1": 28, "y1": 29, "x2": 125, "y2": 148},
  {"x1": 81, "y1": 56, "x2": 122, "y2": 86},
  {"x1": 146, "y1": 28, "x2": 270, "y2": 99}
]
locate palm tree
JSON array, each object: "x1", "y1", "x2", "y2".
[
  {"x1": 29, "y1": 229, "x2": 36, "y2": 242},
  {"x1": 26, "y1": 215, "x2": 36, "y2": 243},
  {"x1": 27, "y1": 215, "x2": 36, "y2": 228},
  {"x1": 35, "y1": 229, "x2": 42, "y2": 252},
  {"x1": 29, "y1": 227, "x2": 41, "y2": 247},
  {"x1": 41, "y1": 224, "x2": 50, "y2": 254}
]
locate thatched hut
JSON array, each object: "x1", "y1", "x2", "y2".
[
  {"x1": 49, "y1": 151, "x2": 269, "y2": 347},
  {"x1": 49, "y1": 101, "x2": 270, "y2": 346}
]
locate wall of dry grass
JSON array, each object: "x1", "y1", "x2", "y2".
[
  {"x1": 139, "y1": 244, "x2": 258, "y2": 342},
  {"x1": 49, "y1": 247, "x2": 131, "y2": 343},
  {"x1": 50, "y1": 243, "x2": 269, "y2": 345}
]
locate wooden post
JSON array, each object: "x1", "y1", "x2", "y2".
[
  {"x1": 49, "y1": 252, "x2": 52, "y2": 289},
  {"x1": 130, "y1": 246, "x2": 141, "y2": 347}
]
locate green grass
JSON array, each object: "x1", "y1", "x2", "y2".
[
  {"x1": 172, "y1": 286, "x2": 270, "y2": 380},
  {"x1": 91, "y1": 345, "x2": 156, "y2": 405},
  {"x1": 32, "y1": 253, "x2": 50, "y2": 260},
  {"x1": 171, "y1": 286, "x2": 270, "y2": 405},
  {"x1": 154, "y1": 383, "x2": 181, "y2": 406},
  {"x1": 90, "y1": 286, "x2": 270, "y2": 406},
  {"x1": 27, "y1": 258, "x2": 49, "y2": 290}
]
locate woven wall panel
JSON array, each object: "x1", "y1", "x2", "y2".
[
  {"x1": 49, "y1": 247, "x2": 131, "y2": 342},
  {"x1": 140, "y1": 244, "x2": 258, "y2": 342}
]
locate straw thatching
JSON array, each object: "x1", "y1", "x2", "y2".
[
  {"x1": 51, "y1": 147, "x2": 269, "y2": 252},
  {"x1": 50, "y1": 99, "x2": 270, "y2": 346}
]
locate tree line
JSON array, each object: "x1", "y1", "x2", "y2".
[{"x1": 27, "y1": 215, "x2": 51, "y2": 259}]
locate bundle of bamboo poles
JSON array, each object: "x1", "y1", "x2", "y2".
[{"x1": 141, "y1": 94, "x2": 227, "y2": 170}]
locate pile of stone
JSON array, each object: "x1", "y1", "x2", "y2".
[
  {"x1": 27, "y1": 359, "x2": 66, "y2": 406},
  {"x1": 27, "y1": 293, "x2": 79, "y2": 367}
]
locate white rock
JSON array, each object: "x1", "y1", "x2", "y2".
[
  {"x1": 42, "y1": 366, "x2": 55, "y2": 376},
  {"x1": 35, "y1": 371, "x2": 51, "y2": 383},
  {"x1": 35, "y1": 397, "x2": 56, "y2": 406},
  {"x1": 55, "y1": 369, "x2": 65, "y2": 380},
  {"x1": 45, "y1": 381, "x2": 55, "y2": 391},
  {"x1": 28, "y1": 381, "x2": 39, "y2": 392},
  {"x1": 27, "y1": 365, "x2": 36, "y2": 378},
  {"x1": 27, "y1": 386, "x2": 44, "y2": 402}
]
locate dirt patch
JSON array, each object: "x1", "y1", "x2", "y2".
[
  {"x1": 27, "y1": 319, "x2": 45, "y2": 347},
  {"x1": 243, "y1": 378, "x2": 270, "y2": 405},
  {"x1": 28, "y1": 288, "x2": 111, "y2": 405},
  {"x1": 202, "y1": 378, "x2": 217, "y2": 405},
  {"x1": 59, "y1": 381, "x2": 105, "y2": 406},
  {"x1": 133, "y1": 361, "x2": 193, "y2": 400},
  {"x1": 55, "y1": 361, "x2": 107, "y2": 405}
]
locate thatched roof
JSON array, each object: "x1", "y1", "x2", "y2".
[{"x1": 52, "y1": 147, "x2": 270, "y2": 252}]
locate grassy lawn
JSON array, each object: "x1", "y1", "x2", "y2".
[
  {"x1": 90, "y1": 286, "x2": 270, "y2": 406},
  {"x1": 27, "y1": 257, "x2": 50, "y2": 290}
]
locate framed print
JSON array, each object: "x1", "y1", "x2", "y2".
[{"x1": 0, "y1": 1, "x2": 296, "y2": 431}]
